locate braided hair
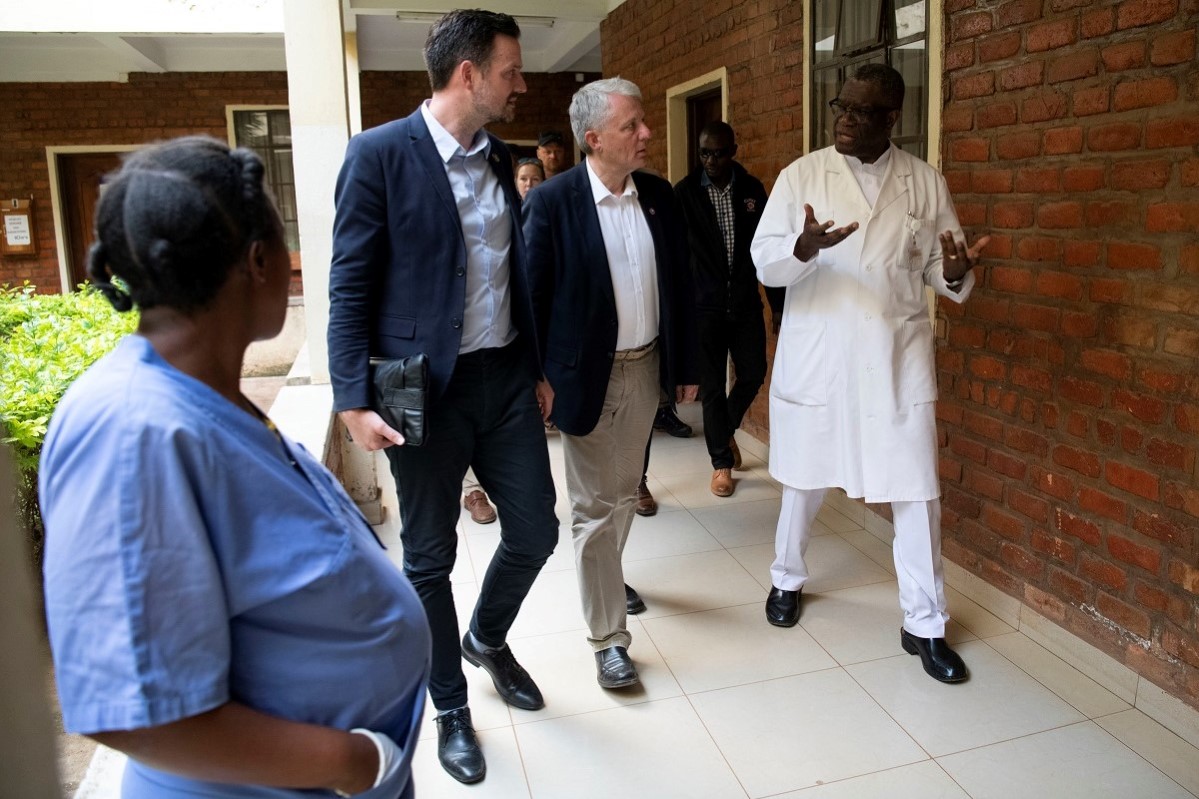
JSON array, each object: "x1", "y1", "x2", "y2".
[{"x1": 87, "y1": 136, "x2": 276, "y2": 313}]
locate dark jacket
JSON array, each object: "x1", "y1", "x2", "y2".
[
  {"x1": 522, "y1": 162, "x2": 700, "y2": 437},
  {"x1": 327, "y1": 108, "x2": 540, "y2": 411},
  {"x1": 674, "y1": 162, "x2": 785, "y2": 317}
]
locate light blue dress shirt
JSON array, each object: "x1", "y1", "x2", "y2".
[
  {"x1": 40, "y1": 335, "x2": 431, "y2": 798},
  {"x1": 420, "y1": 101, "x2": 516, "y2": 354}
]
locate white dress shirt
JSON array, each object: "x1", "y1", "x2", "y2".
[
  {"x1": 585, "y1": 160, "x2": 659, "y2": 351},
  {"x1": 844, "y1": 146, "x2": 892, "y2": 209},
  {"x1": 421, "y1": 101, "x2": 516, "y2": 354}
]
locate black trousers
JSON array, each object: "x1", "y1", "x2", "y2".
[
  {"x1": 385, "y1": 341, "x2": 558, "y2": 711},
  {"x1": 697, "y1": 308, "x2": 767, "y2": 469}
]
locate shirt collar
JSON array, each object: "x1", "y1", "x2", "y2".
[
  {"x1": 845, "y1": 145, "x2": 892, "y2": 176},
  {"x1": 421, "y1": 100, "x2": 491, "y2": 162},
  {"x1": 586, "y1": 158, "x2": 637, "y2": 205},
  {"x1": 700, "y1": 169, "x2": 735, "y2": 191}
]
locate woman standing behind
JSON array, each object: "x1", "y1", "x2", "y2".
[
  {"x1": 40, "y1": 137, "x2": 430, "y2": 798},
  {"x1": 515, "y1": 157, "x2": 545, "y2": 200}
]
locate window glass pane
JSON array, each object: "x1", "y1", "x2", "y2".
[
  {"x1": 232, "y1": 108, "x2": 300, "y2": 251},
  {"x1": 892, "y1": 41, "x2": 927, "y2": 144},
  {"x1": 813, "y1": 1, "x2": 838, "y2": 64},
  {"x1": 838, "y1": 0, "x2": 883, "y2": 54},
  {"x1": 268, "y1": 110, "x2": 292, "y2": 146},
  {"x1": 234, "y1": 111, "x2": 268, "y2": 148},
  {"x1": 811, "y1": 67, "x2": 840, "y2": 151},
  {"x1": 284, "y1": 221, "x2": 300, "y2": 252},
  {"x1": 894, "y1": 0, "x2": 926, "y2": 39}
]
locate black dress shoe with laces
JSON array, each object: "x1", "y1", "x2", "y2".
[
  {"x1": 765, "y1": 586, "x2": 801, "y2": 627},
  {"x1": 901, "y1": 628, "x2": 969, "y2": 683},
  {"x1": 436, "y1": 707, "x2": 486, "y2": 784},
  {"x1": 625, "y1": 583, "x2": 646, "y2": 615},
  {"x1": 595, "y1": 645, "x2": 639, "y2": 688},
  {"x1": 461, "y1": 632, "x2": 545, "y2": 710},
  {"x1": 653, "y1": 406, "x2": 693, "y2": 438}
]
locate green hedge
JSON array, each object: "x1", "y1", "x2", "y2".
[{"x1": 1, "y1": 284, "x2": 138, "y2": 563}]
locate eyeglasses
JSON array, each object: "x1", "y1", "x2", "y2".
[
  {"x1": 828, "y1": 99, "x2": 898, "y2": 122},
  {"x1": 517, "y1": 157, "x2": 543, "y2": 167},
  {"x1": 698, "y1": 147, "x2": 732, "y2": 161}
]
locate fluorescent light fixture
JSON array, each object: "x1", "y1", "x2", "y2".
[{"x1": 394, "y1": 11, "x2": 555, "y2": 28}]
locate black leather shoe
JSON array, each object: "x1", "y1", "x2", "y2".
[
  {"x1": 653, "y1": 406, "x2": 693, "y2": 438},
  {"x1": 436, "y1": 707, "x2": 486, "y2": 784},
  {"x1": 625, "y1": 583, "x2": 646, "y2": 615},
  {"x1": 765, "y1": 586, "x2": 801, "y2": 627},
  {"x1": 461, "y1": 633, "x2": 545, "y2": 710},
  {"x1": 595, "y1": 645, "x2": 639, "y2": 688},
  {"x1": 901, "y1": 628, "x2": 969, "y2": 683}
]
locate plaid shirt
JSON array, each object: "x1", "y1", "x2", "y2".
[{"x1": 703, "y1": 172, "x2": 736, "y2": 270}]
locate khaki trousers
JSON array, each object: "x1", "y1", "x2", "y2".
[{"x1": 561, "y1": 343, "x2": 660, "y2": 651}]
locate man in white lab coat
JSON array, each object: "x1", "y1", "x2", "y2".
[{"x1": 750, "y1": 64, "x2": 989, "y2": 683}]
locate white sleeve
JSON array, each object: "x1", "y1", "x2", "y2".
[{"x1": 751, "y1": 164, "x2": 820, "y2": 288}]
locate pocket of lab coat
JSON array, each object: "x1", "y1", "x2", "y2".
[
  {"x1": 894, "y1": 319, "x2": 937, "y2": 406},
  {"x1": 771, "y1": 322, "x2": 828, "y2": 406}
]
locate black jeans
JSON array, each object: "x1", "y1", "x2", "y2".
[
  {"x1": 698, "y1": 308, "x2": 767, "y2": 469},
  {"x1": 385, "y1": 340, "x2": 558, "y2": 711}
]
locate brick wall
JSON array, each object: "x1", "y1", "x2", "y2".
[
  {"x1": 606, "y1": 0, "x2": 1199, "y2": 710},
  {"x1": 602, "y1": 0, "x2": 805, "y2": 441},
  {"x1": 0, "y1": 69, "x2": 595, "y2": 294},
  {"x1": 0, "y1": 72, "x2": 290, "y2": 293},
  {"x1": 940, "y1": 0, "x2": 1199, "y2": 708}
]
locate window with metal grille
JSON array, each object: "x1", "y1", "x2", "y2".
[
  {"x1": 231, "y1": 109, "x2": 300, "y2": 251},
  {"x1": 810, "y1": 0, "x2": 929, "y2": 159}
]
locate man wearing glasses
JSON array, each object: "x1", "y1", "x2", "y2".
[
  {"x1": 751, "y1": 64, "x2": 989, "y2": 684},
  {"x1": 674, "y1": 121, "x2": 783, "y2": 497}
]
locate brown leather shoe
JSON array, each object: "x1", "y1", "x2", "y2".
[
  {"x1": 729, "y1": 436, "x2": 743, "y2": 470},
  {"x1": 711, "y1": 468, "x2": 734, "y2": 497},
  {"x1": 463, "y1": 490, "x2": 497, "y2": 524},
  {"x1": 635, "y1": 477, "x2": 657, "y2": 516}
]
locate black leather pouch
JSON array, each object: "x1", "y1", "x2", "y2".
[{"x1": 369, "y1": 353, "x2": 428, "y2": 447}]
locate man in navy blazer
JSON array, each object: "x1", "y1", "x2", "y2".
[
  {"x1": 327, "y1": 10, "x2": 557, "y2": 786},
  {"x1": 523, "y1": 78, "x2": 699, "y2": 689}
]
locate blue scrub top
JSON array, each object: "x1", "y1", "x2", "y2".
[{"x1": 41, "y1": 335, "x2": 431, "y2": 798}]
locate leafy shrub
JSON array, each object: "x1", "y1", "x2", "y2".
[{"x1": 1, "y1": 283, "x2": 138, "y2": 563}]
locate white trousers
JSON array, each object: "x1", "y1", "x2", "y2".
[{"x1": 770, "y1": 486, "x2": 950, "y2": 638}]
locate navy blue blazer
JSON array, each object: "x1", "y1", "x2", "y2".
[
  {"x1": 327, "y1": 108, "x2": 541, "y2": 412},
  {"x1": 522, "y1": 162, "x2": 699, "y2": 437}
]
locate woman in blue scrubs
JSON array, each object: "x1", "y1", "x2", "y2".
[{"x1": 40, "y1": 136, "x2": 431, "y2": 798}]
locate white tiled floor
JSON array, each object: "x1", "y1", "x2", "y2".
[
  {"x1": 397, "y1": 404, "x2": 1199, "y2": 799},
  {"x1": 73, "y1": 403, "x2": 1199, "y2": 799}
]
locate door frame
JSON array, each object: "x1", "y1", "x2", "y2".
[
  {"x1": 665, "y1": 67, "x2": 728, "y2": 184},
  {"x1": 47, "y1": 144, "x2": 139, "y2": 294}
]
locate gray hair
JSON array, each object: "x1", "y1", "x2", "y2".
[{"x1": 569, "y1": 77, "x2": 642, "y2": 155}]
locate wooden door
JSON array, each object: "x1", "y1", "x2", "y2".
[
  {"x1": 58, "y1": 152, "x2": 123, "y2": 290},
  {"x1": 685, "y1": 89, "x2": 723, "y2": 174}
]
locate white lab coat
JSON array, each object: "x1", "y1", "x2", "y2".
[{"x1": 751, "y1": 145, "x2": 975, "y2": 502}]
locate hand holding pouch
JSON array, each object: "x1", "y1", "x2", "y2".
[{"x1": 370, "y1": 353, "x2": 428, "y2": 447}]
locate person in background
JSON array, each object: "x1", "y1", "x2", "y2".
[
  {"x1": 674, "y1": 120, "x2": 783, "y2": 498},
  {"x1": 327, "y1": 10, "x2": 558, "y2": 785},
  {"x1": 40, "y1": 136, "x2": 430, "y2": 799},
  {"x1": 524, "y1": 77, "x2": 699, "y2": 690},
  {"x1": 515, "y1": 156, "x2": 545, "y2": 199},
  {"x1": 462, "y1": 469, "x2": 497, "y2": 524},
  {"x1": 536, "y1": 130, "x2": 568, "y2": 179},
  {"x1": 751, "y1": 64, "x2": 989, "y2": 684}
]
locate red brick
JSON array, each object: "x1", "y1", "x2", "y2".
[
  {"x1": 1000, "y1": 61, "x2": 1045, "y2": 91},
  {"x1": 1011, "y1": 302, "x2": 1059, "y2": 332},
  {"x1": 1132, "y1": 510, "x2": 1194, "y2": 549},
  {"x1": 1151, "y1": 29, "x2": 1196, "y2": 65},
  {"x1": 1082, "y1": 8, "x2": 1116, "y2": 38},
  {"x1": 1145, "y1": 117, "x2": 1199, "y2": 148},
  {"x1": 1147, "y1": 203, "x2": 1199, "y2": 232},
  {"x1": 1106, "y1": 461, "x2": 1161, "y2": 500},
  {"x1": 940, "y1": 455, "x2": 964, "y2": 483},
  {"x1": 954, "y1": 72, "x2": 997, "y2": 100},
  {"x1": 1138, "y1": 283, "x2": 1199, "y2": 314},
  {"x1": 1080, "y1": 348, "x2": 1133, "y2": 380},
  {"x1": 1006, "y1": 427, "x2": 1049, "y2": 456},
  {"x1": 1164, "y1": 327, "x2": 1199, "y2": 358},
  {"x1": 1050, "y1": 567, "x2": 1089, "y2": 603},
  {"x1": 1027, "y1": 18, "x2": 1078, "y2": 52},
  {"x1": 1108, "y1": 534, "x2": 1162, "y2": 573},
  {"x1": 1037, "y1": 201, "x2": 1083, "y2": 229},
  {"x1": 1146, "y1": 438, "x2": 1195, "y2": 473},
  {"x1": 978, "y1": 103, "x2": 1018, "y2": 129},
  {"x1": 1059, "y1": 377, "x2": 1105, "y2": 407},
  {"x1": 1111, "y1": 160, "x2": 1171, "y2": 191},
  {"x1": 1087, "y1": 123, "x2": 1142, "y2": 151},
  {"x1": 950, "y1": 137, "x2": 990, "y2": 162},
  {"x1": 1080, "y1": 553, "x2": 1128, "y2": 589},
  {"x1": 1060, "y1": 311, "x2": 1099, "y2": 338},
  {"x1": 979, "y1": 31, "x2": 1023, "y2": 62},
  {"x1": 989, "y1": 264, "x2": 1033, "y2": 292},
  {"x1": 1113, "y1": 76, "x2": 1179, "y2": 111},
  {"x1": 951, "y1": 434, "x2": 988, "y2": 464},
  {"x1": 1021, "y1": 92, "x2": 1069, "y2": 123},
  {"x1": 1072, "y1": 86, "x2": 1111, "y2": 116},
  {"x1": 1107, "y1": 241, "x2": 1162, "y2": 270},
  {"x1": 1138, "y1": 367, "x2": 1188, "y2": 395},
  {"x1": 1017, "y1": 236, "x2": 1061, "y2": 261},
  {"x1": 999, "y1": 541, "x2": 1043, "y2": 578},
  {"x1": 1053, "y1": 444, "x2": 1102, "y2": 478},
  {"x1": 942, "y1": 105, "x2": 975, "y2": 132},
  {"x1": 1061, "y1": 165, "x2": 1104, "y2": 192},
  {"x1": 997, "y1": 131, "x2": 1042, "y2": 160},
  {"x1": 1167, "y1": 559, "x2": 1199, "y2": 594},
  {"x1": 1010, "y1": 488, "x2": 1050, "y2": 522},
  {"x1": 992, "y1": 202, "x2": 1035, "y2": 229},
  {"x1": 972, "y1": 167, "x2": 1014, "y2": 191},
  {"x1": 1015, "y1": 166, "x2": 1060, "y2": 192},
  {"x1": 953, "y1": 11, "x2": 994, "y2": 41},
  {"x1": 1102, "y1": 41, "x2": 1148, "y2": 71},
  {"x1": 1086, "y1": 201, "x2": 1138, "y2": 229},
  {"x1": 1120, "y1": 425, "x2": 1144, "y2": 454},
  {"x1": 1162, "y1": 628, "x2": 1199, "y2": 670},
  {"x1": 1066, "y1": 410, "x2": 1089, "y2": 438},
  {"x1": 988, "y1": 449, "x2": 1028, "y2": 479},
  {"x1": 946, "y1": 42, "x2": 977, "y2": 72},
  {"x1": 1111, "y1": 388, "x2": 1167, "y2": 423},
  {"x1": 969, "y1": 354, "x2": 1008, "y2": 380},
  {"x1": 1103, "y1": 314, "x2": 1157, "y2": 349},
  {"x1": 1079, "y1": 487, "x2": 1128, "y2": 522},
  {"x1": 1182, "y1": 161, "x2": 1199, "y2": 188},
  {"x1": 1048, "y1": 50, "x2": 1099, "y2": 84},
  {"x1": 1036, "y1": 270, "x2": 1084, "y2": 299},
  {"x1": 1116, "y1": 0, "x2": 1181, "y2": 30},
  {"x1": 966, "y1": 466, "x2": 1006, "y2": 500},
  {"x1": 998, "y1": 0, "x2": 1043, "y2": 26},
  {"x1": 1133, "y1": 580, "x2": 1170, "y2": 613},
  {"x1": 1044, "y1": 126, "x2": 1083, "y2": 154},
  {"x1": 1096, "y1": 592, "x2": 1152, "y2": 639},
  {"x1": 984, "y1": 504, "x2": 1027, "y2": 540},
  {"x1": 1035, "y1": 466, "x2": 1077, "y2": 501},
  {"x1": 963, "y1": 409, "x2": 1005, "y2": 441}
]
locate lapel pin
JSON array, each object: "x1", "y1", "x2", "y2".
[{"x1": 648, "y1": 207, "x2": 656, "y2": 215}]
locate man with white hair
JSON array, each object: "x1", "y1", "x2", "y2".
[{"x1": 523, "y1": 77, "x2": 699, "y2": 688}]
